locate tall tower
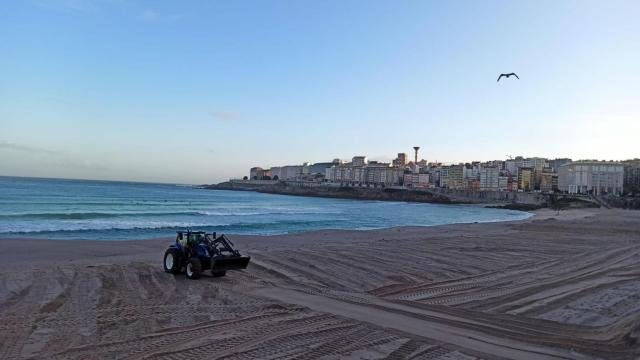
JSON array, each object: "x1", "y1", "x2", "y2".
[{"x1": 413, "y1": 146, "x2": 420, "y2": 164}]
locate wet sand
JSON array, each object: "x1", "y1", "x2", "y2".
[{"x1": 1, "y1": 208, "x2": 640, "y2": 359}]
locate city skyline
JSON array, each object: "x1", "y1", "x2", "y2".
[
  {"x1": 247, "y1": 150, "x2": 639, "y2": 171},
  {"x1": 2, "y1": 150, "x2": 636, "y2": 186},
  {"x1": 243, "y1": 152, "x2": 636, "y2": 197},
  {"x1": 1, "y1": 1, "x2": 639, "y2": 184}
]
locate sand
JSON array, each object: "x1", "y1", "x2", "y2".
[{"x1": 1, "y1": 208, "x2": 640, "y2": 359}]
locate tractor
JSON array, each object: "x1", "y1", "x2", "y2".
[{"x1": 163, "y1": 230, "x2": 251, "y2": 279}]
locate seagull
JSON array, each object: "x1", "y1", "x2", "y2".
[{"x1": 497, "y1": 73, "x2": 519, "y2": 82}]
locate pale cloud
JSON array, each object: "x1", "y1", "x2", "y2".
[
  {"x1": 1, "y1": 139, "x2": 106, "y2": 172},
  {"x1": 55, "y1": 158, "x2": 106, "y2": 171},
  {"x1": 0, "y1": 140, "x2": 59, "y2": 155}
]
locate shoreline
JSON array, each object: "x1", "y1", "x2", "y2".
[
  {"x1": 0, "y1": 208, "x2": 596, "y2": 257},
  {"x1": 0, "y1": 204, "x2": 537, "y2": 242}
]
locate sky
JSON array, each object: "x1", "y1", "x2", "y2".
[{"x1": 1, "y1": 0, "x2": 639, "y2": 184}]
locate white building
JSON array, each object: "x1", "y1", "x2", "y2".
[
  {"x1": 352, "y1": 156, "x2": 368, "y2": 167},
  {"x1": 273, "y1": 165, "x2": 303, "y2": 180},
  {"x1": 505, "y1": 159, "x2": 518, "y2": 176},
  {"x1": 464, "y1": 166, "x2": 475, "y2": 180},
  {"x1": 270, "y1": 166, "x2": 282, "y2": 180},
  {"x1": 439, "y1": 167, "x2": 450, "y2": 188},
  {"x1": 528, "y1": 157, "x2": 548, "y2": 172},
  {"x1": 403, "y1": 173, "x2": 418, "y2": 187},
  {"x1": 403, "y1": 173, "x2": 430, "y2": 188},
  {"x1": 249, "y1": 167, "x2": 264, "y2": 180},
  {"x1": 336, "y1": 165, "x2": 353, "y2": 183},
  {"x1": 325, "y1": 161, "x2": 401, "y2": 186},
  {"x1": 479, "y1": 167, "x2": 500, "y2": 190},
  {"x1": 325, "y1": 166, "x2": 335, "y2": 182},
  {"x1": 418, "y1": 173, "x2": 430, "y2": 187},
  {"x1": 366, "y1": 163, "x2": 391, "y2": 185},
  {"x1": 558, "y1": 161, "x2": 624, "y2": 195},
  {"x1": 498, "y1": 176, "x2": 509, "y2": 191}
]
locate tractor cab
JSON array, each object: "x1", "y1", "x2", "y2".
[{"x1": 176, "y1": 230, "x2": 207, "y2": 248}]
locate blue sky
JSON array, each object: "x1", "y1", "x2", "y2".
[{"x1": 1, "y1": 0, "x2": 638, "y2": 184}]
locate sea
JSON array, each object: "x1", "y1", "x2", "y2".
[{"x1": 0, "y1": 176, "x2": 532, "y2": 240}]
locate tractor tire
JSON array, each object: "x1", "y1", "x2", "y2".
[
  {"x1": 212, "y1": 270, "x2": 226, "y2": 278},
  {"x1": 163, "y1": 248, "x2": 182, "y2": 274},
  {"x1": 186, "y1": 258, "x2": 202, "y2": 280}
]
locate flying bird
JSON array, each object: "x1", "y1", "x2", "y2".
[{"x1": 497, "y1": 73, "x2": 519, "y2": 82}]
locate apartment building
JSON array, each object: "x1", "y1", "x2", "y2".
[
  {"x1": 548, "y1": 158, "x2": 572, "y2": 173},
  {"x1": 392, "y1": 153, "x2": 408, "y2": 167},
  {"x1": 498, "y1": 176, "x2": 509, "y2": 192},
  {"x1": 479, "y1": 167, "x2": 500, "y2": 190},
  {"x1": 404, "y1": 173, "x2": 430, "y2": 188},
  {"x1": 624, "y1": 167, "x2": 640, "y2": 195},
  {"x1": 438, "y1": 167, "x2": 450, "y2": 188},
  {"x1": 447, "y1": 165, "x2": 465, "y2": 190},
  {"x1": 558, "y1": 161, "x2": 624, "y2": 195},
  {"x1": 539, "y1": 169, "x2": 557, "y2": 193},
  {"x1": 352, "y1": 156, "x2": 368, "y2": 167},
  {"x1": 518, "y1": 167, "x2": 534, "y2": 192}
]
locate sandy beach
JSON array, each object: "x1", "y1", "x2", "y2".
[{"x1": 1, "y1": 208, "x2": 640, "y2": 359}]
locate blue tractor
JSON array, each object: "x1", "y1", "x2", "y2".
[{"x1": 163, "y1": 230, "x2": 251, "y2": 279}]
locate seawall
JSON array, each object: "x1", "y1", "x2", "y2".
[{"x1": 205, "y1": 181, "x2": 550, "y2": 207}]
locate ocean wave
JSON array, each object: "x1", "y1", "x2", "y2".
[
  {"x1": 0, "y1": 219, "x2": 339, "y2": 235},
  {"x1": 0, "y1": 211, "x2": 205, "y2": 220},
  {"x1": 0, "y1": 221, "x2": 227, "y2": 234},
  {"x1": 196, "y1": 210, "x2": 342, "y2": 216},
  {"x1": 0, "y1": 209, "x2": 344, "y2": 220}
]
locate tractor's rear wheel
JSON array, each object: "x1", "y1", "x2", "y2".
[
  {"x1": 212, "y1": 270, "x2": 226, "y2": 277},
  {"x1": 164, "y1": 248, "x2": 181, "y2": 274},
  {"x1": 186, "y1": 258, "x2": 202, "y2": 279}
]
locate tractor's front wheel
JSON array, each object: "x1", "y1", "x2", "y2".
[
  {"x1": 186, "y1": 258, "x2": 202, "y2": 280},
  {"x1": 164, "y1": 248, "x2": 182, "y2": 274}
]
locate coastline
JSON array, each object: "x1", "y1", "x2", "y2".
[
  {"x1": 3, "y1": 208, "x2": 639, "y2": 359},
  {"x1": 0, "y1": 207, "x2": 584, "y2": 250},
  {"x1": 207, "y1": 182, "x2": 620, "y2": 212},
  {"x1": 205, "y1": 181, "x2": 552, "y2": 207},
  {"x1": 205, "y1": 181, "x2": 456, "y2": 204},
  {"x1": 1, "y1": 183, "x2": 538, "y2": 241},
  {"x1": 0, "y1": 202, "x2": 535, "y2": 241}
]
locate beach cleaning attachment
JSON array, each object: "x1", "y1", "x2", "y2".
[
  {"x1": 208, "y1": 233, "x2": 251, "y2": 273},
  {"x1": 163, "y1": 230, "x2": 251, "y2": 279}
]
